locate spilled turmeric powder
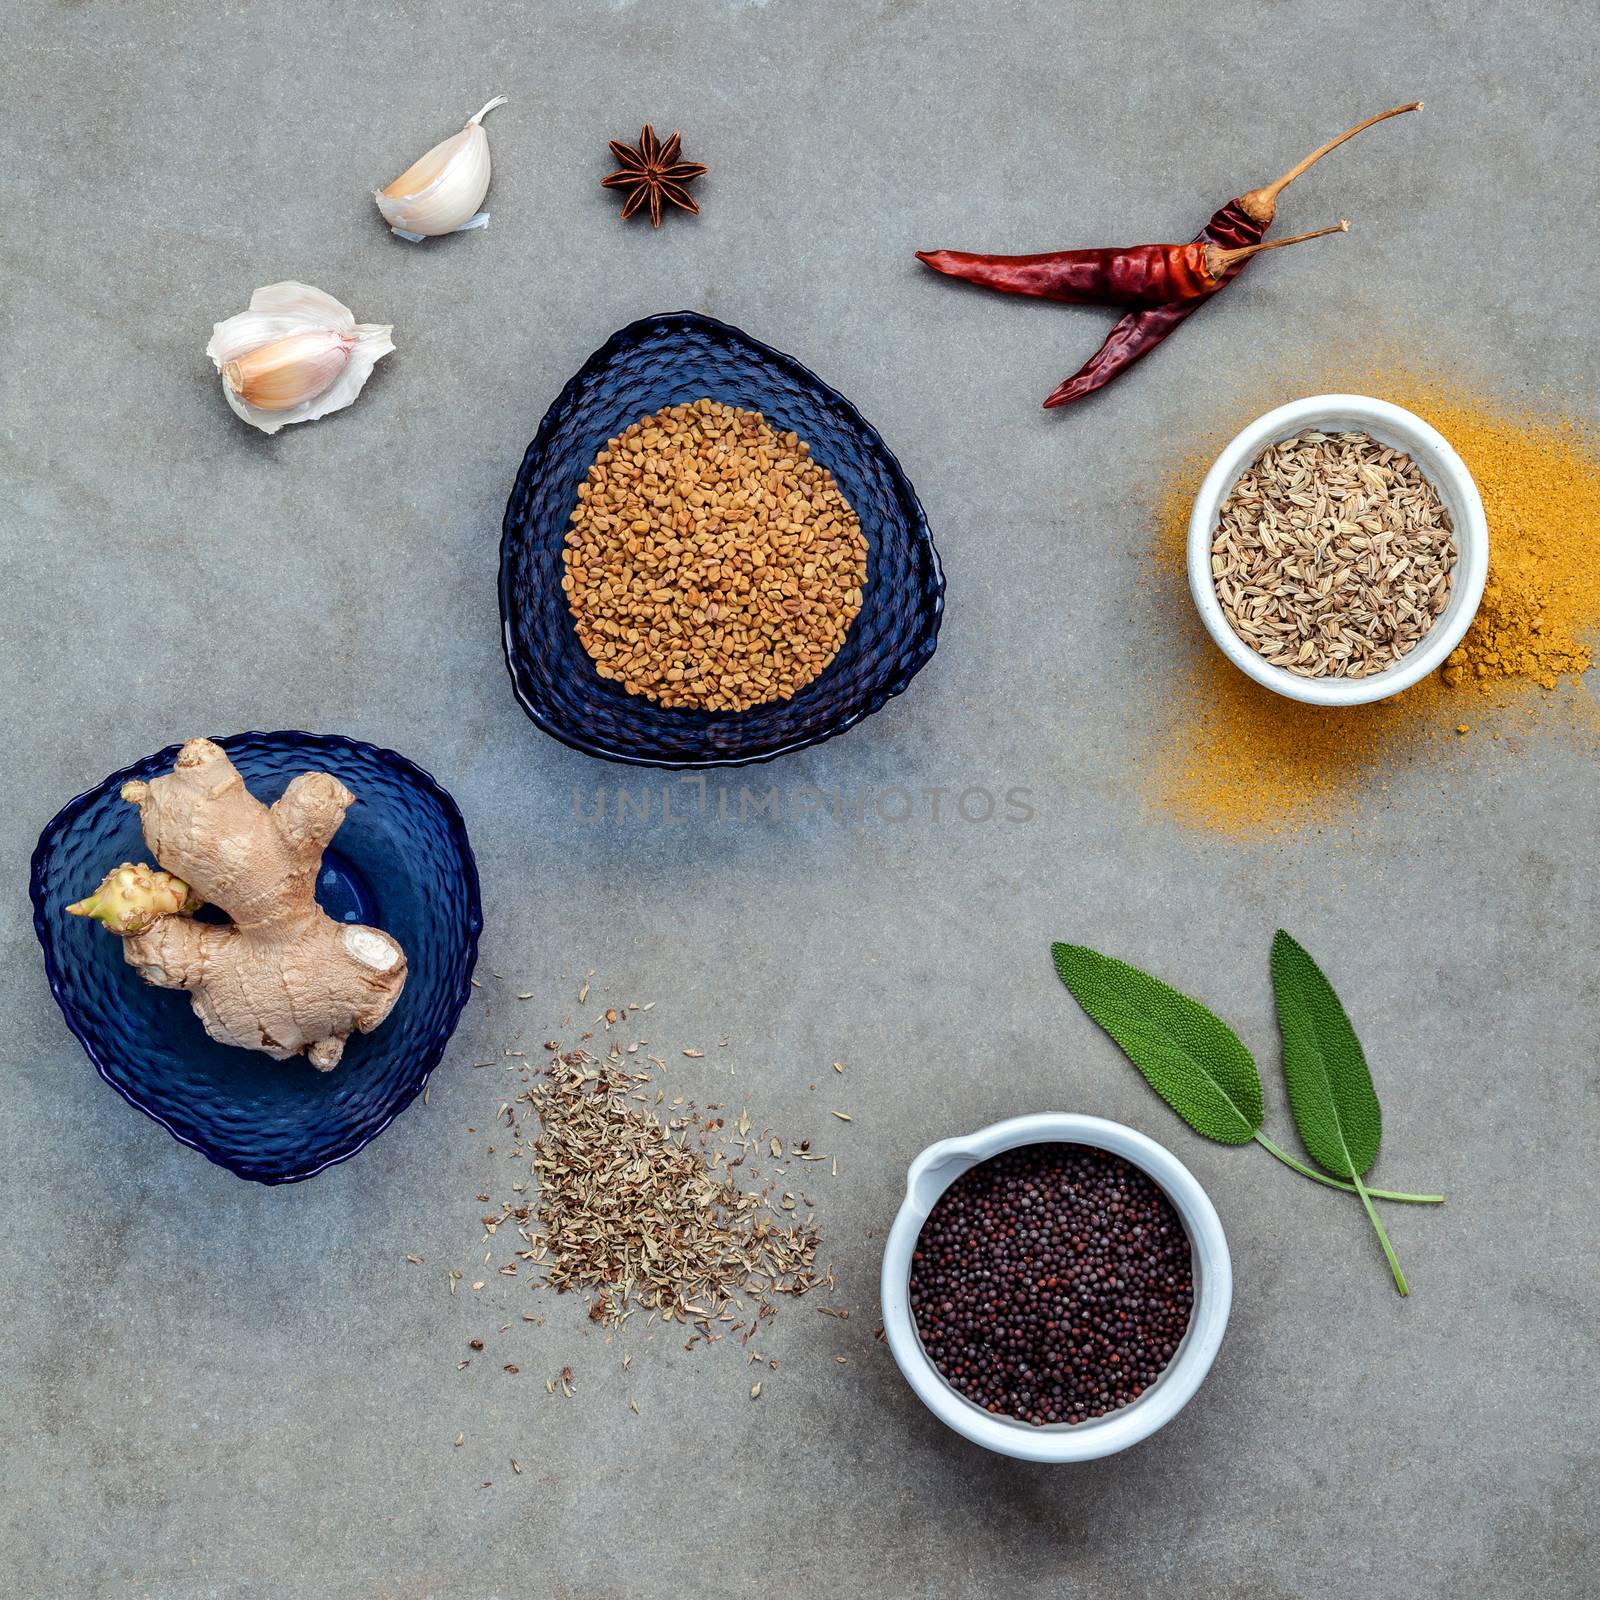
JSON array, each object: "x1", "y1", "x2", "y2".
[{"x1": 1147, "y1": 374, "x2": 1600, "y2": 835}]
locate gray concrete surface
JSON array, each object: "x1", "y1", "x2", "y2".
[{"x1": 3, "y1": 2, "x2": 1596, "y2": 1596}]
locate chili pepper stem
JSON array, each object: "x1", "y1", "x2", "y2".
[
  {"x1": 1207, "y1": 219, "x2": 1350, "y2": 277},
  {"x1": 1240, "y1": 102, "x2": 1422, "y2": 225}
]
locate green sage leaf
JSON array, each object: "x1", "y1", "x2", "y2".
[
  {"x1": 1269, "y1": 930, "x2": 1382, "y2": 1179},
  {"x1": 1270, "y1": 930, "x2": 1411, "y2": 1294},
  {"x1": 1051, "y1": 943, "x2": 1263, "y2": 1144}
]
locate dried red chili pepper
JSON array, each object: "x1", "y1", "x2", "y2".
[
  {"x1": 1041, "y1": 205, "x2": 1261, "y2": 409},
  {"x1": 917, "y1": 221, "x2": 1347, "y2": 309},
  {"x1": 1041, "y1": 103, "x2": 1420, "y2": 408}
]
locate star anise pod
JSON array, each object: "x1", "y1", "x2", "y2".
[{"x1": 601, "y1": 124, "x2": 707, "y2": 228}]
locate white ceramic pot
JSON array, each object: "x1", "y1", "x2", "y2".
[
  {"x1": 881, "y1": 1113, "x2": 1231, "y2": 1463},
  {"x1": 1187, "y1": 394, "x2": 1489, "y2": 706}
]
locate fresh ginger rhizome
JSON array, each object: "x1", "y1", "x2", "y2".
[{"x1": 69, "y1": 739, "x2": 406, "y2": 1071}]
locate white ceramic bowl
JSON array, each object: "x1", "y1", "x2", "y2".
[
  {"x1": 880, "y1": 1114, "x2": 1231, "y2": 1463},
  {"x1": 1187, "y1": 394, "x2": 1489, "y2": 706}
]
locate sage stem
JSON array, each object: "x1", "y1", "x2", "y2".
[
  {"x1": 1353, "y1": 1170, "x2": 1409, "y2": 1296},
  {"x1": 1252, "y1": 1131, "x2": 1443, "y2": 1204}
]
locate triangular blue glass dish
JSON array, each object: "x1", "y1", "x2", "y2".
[
  {"x1": 30, "y1": 732, "x2": 481, "y2": 1184},
  {"x1": 500, "y1": 311, "x2": 944, "y2": 767}
]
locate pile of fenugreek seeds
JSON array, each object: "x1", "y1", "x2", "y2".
[
  {"x1": 1211, "y1": 429, "x2": 1456, "y2": 679},
  {"x1": 562, "y1": 398, "x2": 869, "y2": 712}
]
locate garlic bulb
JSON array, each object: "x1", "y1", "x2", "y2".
[
  {"x1": 376, "y1": 96, "x2": 507, "y2": 242},
  {"x1": 205, "y1": 282, "x2": 394, "y2": 436}
]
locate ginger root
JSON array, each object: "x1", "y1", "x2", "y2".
[
  {"x1": 68, "y1": 738, "x2": 407, "y2": 1071},
  {"x1": 68, "y1": 862, "x2": 199, "y2": 935}
]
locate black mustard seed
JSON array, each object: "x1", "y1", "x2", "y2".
[{"x1": 908, "y1": 1143, "x2": 1194, "y2": 1427}]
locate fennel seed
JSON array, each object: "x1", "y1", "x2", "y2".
[
  {"x1": 1211, "y1": 430, "x2": 1455, "y2": 679},
  {"x1": 527, "y1": 1049, "x2": 826, "y2": 1330}
]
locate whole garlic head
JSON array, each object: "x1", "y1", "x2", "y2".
[
  {"x1": 205, "y1": 282, "x2": 394, "y2": 435},
  {"x1": 376, "y1": 96, "x2": 507, "y2": 242}
]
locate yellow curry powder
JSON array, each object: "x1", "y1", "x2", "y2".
[{"x1": 1146, "y1": 375, "x2": 1600, "y2": 835}]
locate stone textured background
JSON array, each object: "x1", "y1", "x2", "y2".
[{"x1": 3, "y1": 2, "x2": 1595, "y2": 1596}]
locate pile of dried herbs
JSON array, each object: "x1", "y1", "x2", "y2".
[{"x1": 512, "y1": 1050, "x2": 830, "y2": 1333}]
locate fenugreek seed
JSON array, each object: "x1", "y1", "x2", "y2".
[{"x1": 564, "y1": 399, "x2": 869, "y2": 713}]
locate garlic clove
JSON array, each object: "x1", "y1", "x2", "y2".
[
  {"x1": 222, "y1": 328, "x2": 354, "y2": 412},
  {"x1": 206, "y1": 281, "x2": 394, "y2": 435},
  {"x1": 383, "y1": 125, "x2": 474, "y2": 199},
  {"x1": 290, "y1": 322, "x2": 395, "y2": 427},
  {"x1": 206, "y1": 281, "x2": 357, "y2": 366},
  {"x1": 375, "y1": 96, "x2": 506, "y2": 241}
]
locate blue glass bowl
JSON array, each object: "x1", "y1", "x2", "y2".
[
  {"x1": 29, "y1": 732, "x2": 482, "y2": 1185},
  {"x1": 500, "y1": 311, "x2": 945, "y2": 767}
]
